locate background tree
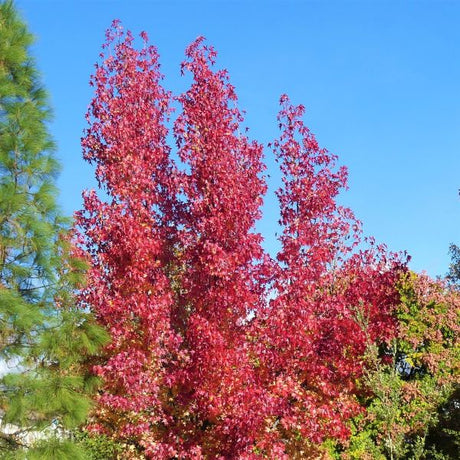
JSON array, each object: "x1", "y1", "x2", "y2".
[
  {"x1": 332, "y1": 272, "x2": 459, "y2": 460},
  {"x1": 447, "y1": 243, "x2": 460, "y2": 287},
  {"x1": 0, "y1": 1, "x2": 107, "y2": 458}
]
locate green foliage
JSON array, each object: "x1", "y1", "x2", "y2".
[
  {"x1": 425, "y1": 386, "x2": 460, "y2": 459},
  {"x1": 0, "y1": 1, "x2": 109, "y2": 457},
  {"x1": 328, "y1": 272, "x2": 459, "y2": 460},
  {"x1": 71, "y1": 429, "x2": 124, "y2": 460},
  {"x1": 447, "y1": 243, "x2": 460, "y2": 287},
  {"x1": 2, "y1": 437, "x2": 88, "y2": 460}
]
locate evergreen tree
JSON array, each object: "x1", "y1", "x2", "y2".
[
  {"x1": 0, "y1": 1, "x2": 107, "y2": 458},
  {"x1": 447, "y1": 243, "x2": 460, "y2": 287}
]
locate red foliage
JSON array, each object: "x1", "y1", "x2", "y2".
[
  {"x1": 77, "y1": 24, "x2": 182, "y2": 455},
  {"x1": 251, "y1": 97, "x2": 404, "y2": 454},
  {"x1": 77, "y1": 22, "x2": 406, "y2": 458}
]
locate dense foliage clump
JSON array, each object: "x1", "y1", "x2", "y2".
[{"x1": 77, "y1": 23, "x2": 410, "y2": 458}]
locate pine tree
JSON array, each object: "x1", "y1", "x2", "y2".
[{"x1": 0, "y1": 1, "x2": 107, "y2": 457}]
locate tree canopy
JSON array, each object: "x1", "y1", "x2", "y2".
[{"x1": 0, "y1": 1, "x2": 107, "y2": 457}]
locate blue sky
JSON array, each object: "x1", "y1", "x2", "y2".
[{"x1": 15, "y1": 0, "x2": 460, "y2": 277}]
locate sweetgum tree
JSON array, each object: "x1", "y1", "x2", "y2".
[
  {"x1": 77, "y1": 23, "x2": 182, "y2": 458},
  {"x1": 251, "y1": 97, "x2": 404, "y2": 458},
  {"x1": 78, "y1": 22, "x2": 406, "y2": 459}
]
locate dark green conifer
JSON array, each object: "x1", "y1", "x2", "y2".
[{"x1": 0, "y1": 1, "x2": 108, "y2": 457}]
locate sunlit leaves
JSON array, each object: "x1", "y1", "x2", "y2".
[{"x1": 79, "y1": 22, "x2": 407, "y2": 459}]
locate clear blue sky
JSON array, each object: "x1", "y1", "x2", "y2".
[{"x1": 15, "y1": 0, "x2": 460, "y2": 277}]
